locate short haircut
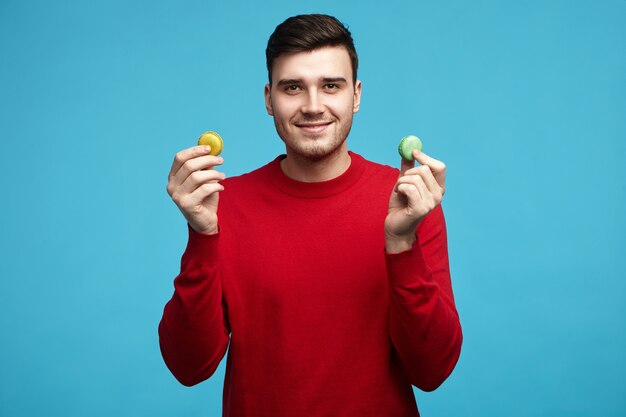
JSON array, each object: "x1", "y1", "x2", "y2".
[{"x1": 266, "y1": 14, "x2": 358, "y2": 85}]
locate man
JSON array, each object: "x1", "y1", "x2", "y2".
[{"x1": 160, "y1": 14, "x2": 462, "y2": 417}]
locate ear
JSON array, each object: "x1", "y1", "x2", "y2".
[
  {"x1": 264, "y1": 83, "x2": 274, "y2": 116},
  {"x1": 353, "y1": 80, "x2": 362, "y2": 113}
]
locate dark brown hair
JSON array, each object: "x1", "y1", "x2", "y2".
[{"x1": 266, "y1": 14, "x2": 358, "y2": 85}]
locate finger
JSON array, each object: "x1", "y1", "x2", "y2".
[
  {"x1": 401, "y1": 166, "x2": 426, "y2": 176},
  {"x1": 179, "y1": 182, "x2": 224, "y2": 208},
  {"x1": 397, "y1": 176, "x2": 433, "y2": 211},
  {"x1": 414, "y1": 165, "x2": 443, "y2": 199},
  {"x1": 400, "y1": 156, "x2": 415, "y2": 176},
  {"x1": 396, "y1": 183, "x2": 422, "y2": 204},
  {"x1": 413, "y1": 173, "x2": 432, "y2": 205},
  {"x1": 395, "y1": 175, "x2": 425, "y2": 198},
  {"x1": 177, "y1": 169, "x2": 225, "y2": 196},
  {"x1": 169, "y1": 146, "x2": 213, "y2": 179},
  {"x1": 172, "y1": 154, "x2": 224, "y2": 186},
  {"x1": 413, "y1": 150, "x2": 445, "y2": 172},
  {"x1": 413, "y1": 150, "x2": 446, "y2": 189},
  {"x1": 399, "y1": 165, "x2": 438, "y2": 190}
]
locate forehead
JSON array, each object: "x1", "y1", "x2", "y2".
[{"x1": 271, "y1": 46, "x2": 352, "y2": 84}]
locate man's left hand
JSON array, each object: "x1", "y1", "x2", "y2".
[{"x1": 384, "y1": 150, "x2": 447, "y2": 253}]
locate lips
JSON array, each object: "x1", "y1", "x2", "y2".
[{"x1": 295, "y1": 121, "x2": 333, "y2": 134}]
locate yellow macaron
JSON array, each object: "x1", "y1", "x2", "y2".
[{"x1": 197, "y1": 131, "x2": 224, "y2": 156}]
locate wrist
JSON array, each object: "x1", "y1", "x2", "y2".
[
  {"x1": 189, "y1": 223, "x2": 219, "y2": 236},
  {"x1": 385, "y1": 234, "x2": 416, "y2": 254}
]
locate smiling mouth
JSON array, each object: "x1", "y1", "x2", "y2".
[{"x1": 295, "y1": 121, "x2": 333, "y2": 134}]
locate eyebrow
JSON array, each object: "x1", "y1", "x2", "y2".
[
  {"x1": 276, "y1": 79, "x2": 302, "y2": 87},
  {"x1": 275, "y1": 77, "x2": 348, "y2": 87},
  {"x1": 321, "y1": 77, "x2": 348, "y2": 84}
]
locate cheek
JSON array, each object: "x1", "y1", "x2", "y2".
[
  {"x1": 332, "y1": 96, "x2": 354, "y2": 114},
  {"x1": 272, "y1": 101, "x2": 297, "y2": 121}
]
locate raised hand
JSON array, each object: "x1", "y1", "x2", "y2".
[
  {"x1": 384, "y1": 149, "x2": 446, "y2": 253},
  {"x1": 166, "y1": 145, "x2": 225, "y2": 235}
]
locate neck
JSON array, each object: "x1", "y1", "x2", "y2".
[{"x1": 280, "y1": 144, "x2": 351, "y2": 183}]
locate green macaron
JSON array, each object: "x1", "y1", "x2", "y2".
[{"x1": 398, "y1": 135, "x2": 423, "y2": 161}]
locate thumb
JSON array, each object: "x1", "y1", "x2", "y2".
[{"x1": 400, "y1": 156, "x2": 415, "y2": 176}]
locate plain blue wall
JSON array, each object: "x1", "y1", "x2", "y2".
[{"x1": 1, "y1": 0, "x2": 624, "y2": 416}]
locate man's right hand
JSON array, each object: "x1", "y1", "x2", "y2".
[{"x1": 167, "y1": 145, "x2": 225, "y2": 235}]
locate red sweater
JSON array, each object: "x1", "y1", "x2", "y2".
[{"x1": 159, "y1": 152, "x2": 462, "y2": 416}]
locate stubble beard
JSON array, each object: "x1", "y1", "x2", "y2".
[{"x1": 275, "y1": 113, "x2": 354, "y2": 162}]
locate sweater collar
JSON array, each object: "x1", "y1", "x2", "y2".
[{"x1": 267, "y1": 151, "x2": 366, "y2": 199}]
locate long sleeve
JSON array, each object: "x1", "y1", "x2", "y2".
[
  {"x1": 158, "y1": 226, "x2": 230, "y2": 386},
  {"x1": 385, "y1": 205, "x2": 463, "y2": 392},
  {"x1": 157, "y1": 154, "x2": 462, "y2": 415}
]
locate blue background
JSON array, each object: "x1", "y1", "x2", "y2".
[{"x1": 1, "y1": 0, "x2": 624, "y2": 416}]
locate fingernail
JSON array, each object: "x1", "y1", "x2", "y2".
[{"x1": 204, "y1": 146, "x2": 211, "y2": 153}]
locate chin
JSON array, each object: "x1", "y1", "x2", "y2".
[
  {"x1": 276, "y1": 122, "x2": 351, "y2": 161},
  {"x1": 288, "y1": 139, "x2": 346, "y2": 161}
]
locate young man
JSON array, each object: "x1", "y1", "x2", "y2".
[{"x1": 160, "y1": 14, "x2": 462, "y2": 417}]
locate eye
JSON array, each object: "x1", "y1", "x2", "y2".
[
  {"x1": 284, "y1": 84, "x2": 301, "y2": 93},
  {"x1": 323, "y1": 83, "x2": 342, "y2": 93}
]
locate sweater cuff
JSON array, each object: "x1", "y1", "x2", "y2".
[
  {"x1": 184, "y1": 224, "x2": 221, "y2": 264},
  {"x1": 385, "y1": 240, "x2": 432, "y2": 287}
]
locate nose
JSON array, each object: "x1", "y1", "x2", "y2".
[{"x1": 301, "y1": 90, "x2": 324, "y2": 115}]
